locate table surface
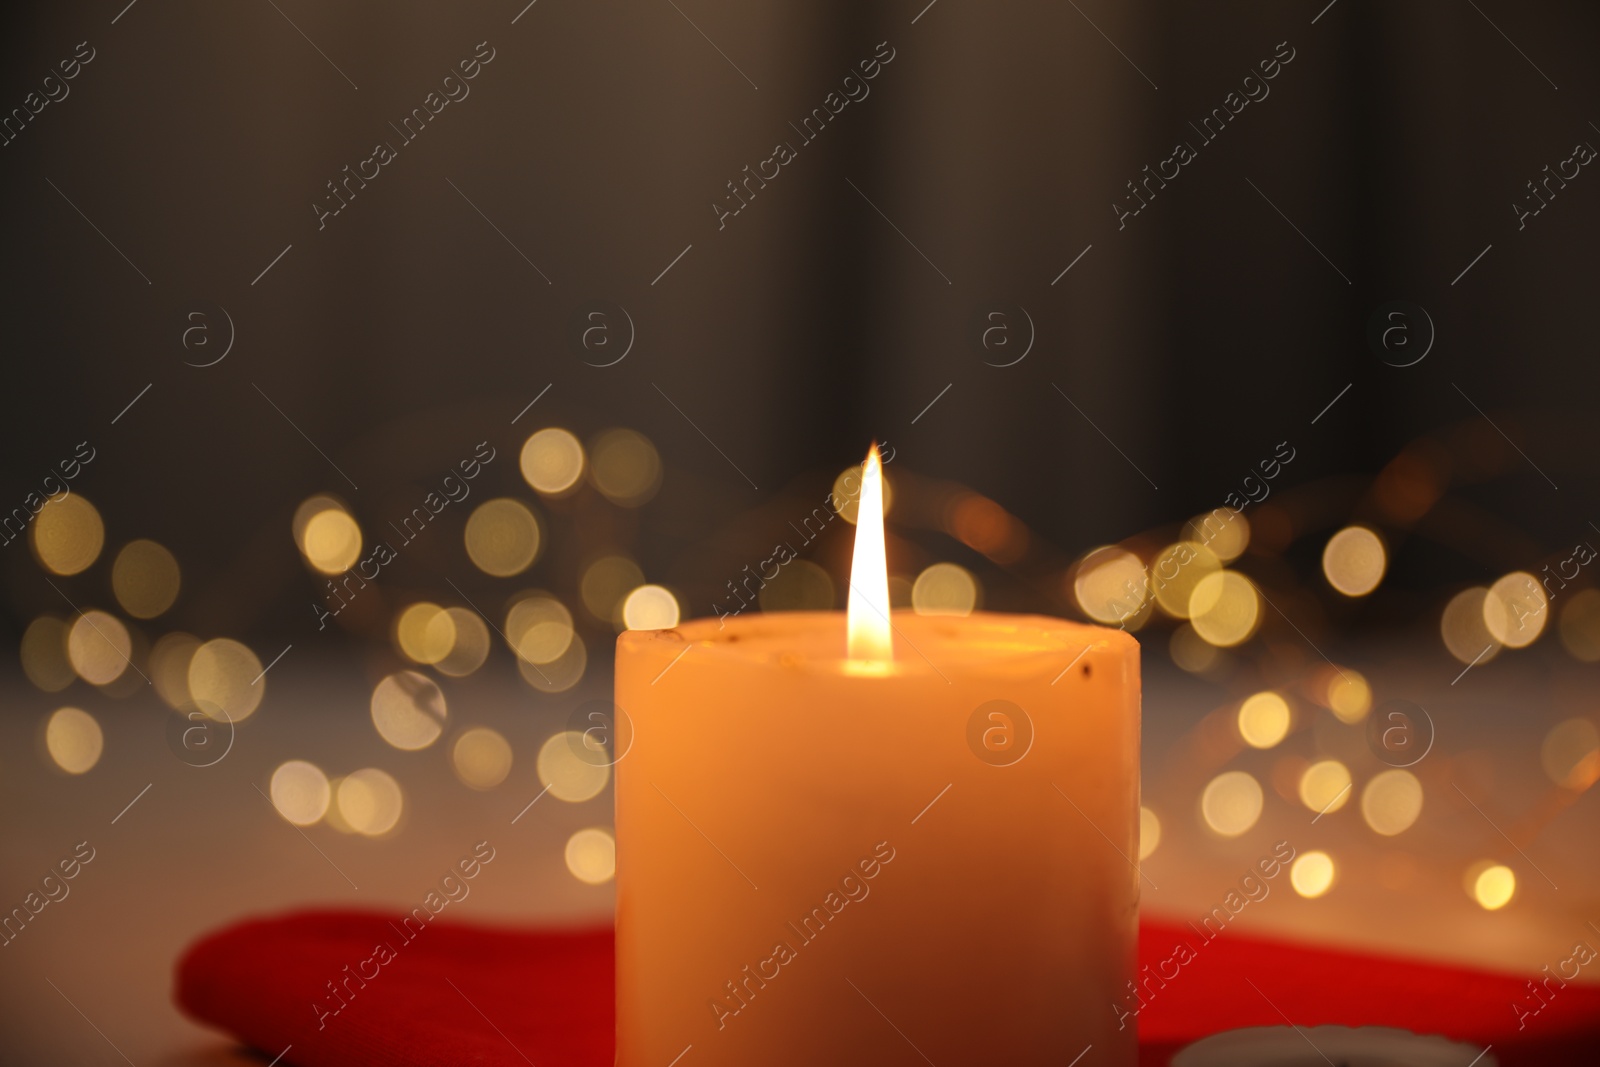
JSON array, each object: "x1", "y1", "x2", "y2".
[{"x1": 2, "y1": 641, "x2": 1596, "y2": 1064}]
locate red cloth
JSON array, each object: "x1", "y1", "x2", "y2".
[{"x1": 176, "y1": 910, "x2": 1600, "y2": 1066}]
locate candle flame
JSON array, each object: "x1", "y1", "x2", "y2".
[{"x1": 847, "y1": 444, "x2": 893, "y2": 662}]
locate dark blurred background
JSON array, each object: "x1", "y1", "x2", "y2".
[{"x1": 2, "y1": 0, "x2": 1598, "y2": 641}]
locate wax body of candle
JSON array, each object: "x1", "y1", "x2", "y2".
[{"x1": 615, "y1": 610, "x2": 1140, "y2": 1066}]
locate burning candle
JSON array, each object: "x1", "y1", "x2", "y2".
[{"x1": 615, "y1": 446, "x2": 1141, "y2": 1065}]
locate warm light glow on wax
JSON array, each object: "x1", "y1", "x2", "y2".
[{"x1": 846, "y1": 444, "x2": 893, "y2": 662}]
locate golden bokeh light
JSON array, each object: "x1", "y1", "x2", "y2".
[
  {"x1": 1469, "y1": 862, "x2": 1516, "y2": 910},
  {"x1": 435, "y1": 608, "x2": 490, "y2": 677},
  {"x1": 21, "y1": 616, "x2": 75, "y2": 692},
  {"x1": 1322, "y1": 526, "x2": 1386, "y2": 597},
  {"x1": 66, "y1": 611, "x2": 131, "y2": 686},
  {"x1": 188, "y1": 638, "x2": 265, "y2": 722},
  {"x1": 464, "y1": 498, "x2": 541, "y2": 577},
  {"x1": 1138, "y1": 806, "x2": 1161, "y2": 861},
  {"x1": 150, "y1": 632, "x2": 201, "y2": 709},
  {"x1": 1074, "y1": 547, "x2": 1148, "y2": 626},
  {"x1": 337, "y1": 768, "x2": 404, "y2": 836},
  {"x1": 1441, "y1": 587, "x2": 1503, "y2": 665},
  {"x1": 111, "y1": 540, "x2": 181, "y2": 619},
  {"x1": 1326, "y1": 669, "x2": 1372, "y2": 724},
  {"x1": 270, "y1": 760, "x2": 331, "y2": 826},
  {"x1": 622, "y1": 584, "x2": 680, "y2": 630},
  {"x1": 911, "y1": 562, "x2": 979, "y2": 616},
  {"x1": 1184, "y1": 508, "x2": 1249, "y2": 563},
  {"x1": 452, "y1": 727, "x2": 513, "y2": 790},
  {"x1": 1290, "y1": 850, "x2": 1336, "y2": 898},
  {"x1": 1298, "y1": 760, "x2": 1352, "y2": 815},
  {"x1": 1361, "y1": 769, "x2": 1423, "y2": 836},
  {"x1": 537, "y1": 731, "x2": 610, "y2": 802},
  {"x1": 1559, "y1": 589, "x2": 1600, "y2": 662},
  {"x1": 298, "y1": 504, "x2": 362, "y2": 575},
  {"x1": 831, "y1": 463, "x2": 894, "y2": 525},
  {"x1": 1200, "y1": 771, "x2": 1263, "y2": 837},
  {"x1": 395, "y1": 602, "x2": 457, "y2": 665},
  {"x1": 506, "y1": 594, "x2": 575, "y2": 664},
  {"x1": 1482, "y1": 572, "x2": 1548, "y2": 649},
  {"x1": 589, "y1": 429, "x2": 662, "y2": 507},
  {"x1": 1188, "y1": 571, "x2": 1261, "y2": 647},
  {"x1": 31, "y1": 494, "x2": 104, "y2": 576},
  {"x1": 45, "y1": 707, "x2": 102, "y2": 774},
  {"x1": 581, "y1": 556, "x2": 645, "y2": 622},
  {"x1": 1541, "y1": 718, "x2": 1600, "y2": 790},
  {"x1": 1555, "y1": 588, "x2": 1600, "y2": 662},
  {"x1": 758, "y1": 558, "x2": 835, "y2": 613},
  {"x1": 1238, "y1": 692, "x2": 1291, "y2": 749},
  {"x1": 565, "y1": 827, "x2": 617, "y2": 885},
  {"x1": 520, "y1": 428, "x2": 585, "y2": 495},
  {"x1": 370, "y1": 671, "x2": 447, "y2": 750},
  {"x1": 519, "y1": 632, "x2": 588, "y2": 692},
  {"x1": 1150, "y1": 541, "x2": 1221, "y2": 618},
  {"x1": 1168, "y1": 623, "x2": 1221, "y2": 674}
]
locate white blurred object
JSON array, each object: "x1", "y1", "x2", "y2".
[{"x1": 1173, "y1": 1026, "x2": 1495, "y2": 1066}]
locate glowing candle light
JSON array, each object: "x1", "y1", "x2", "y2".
[{"x1": 614, "y1": 446, "x2": 1142, "y2": 1065}]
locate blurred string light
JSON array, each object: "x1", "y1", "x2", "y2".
[
  {"x1": 944, "y1": 493, "x2": 1027, "y2": 564},
  {"x1": 1322, "y1": 526, "x2": 1387, "y2": 597},
  {"x1": 1168, "y1": 623, "x2": 1221, "y2": 675},
  {"x1": 1441, "y1": 587, "x2": 1503, "y2": 665},
  {"x1": 1558, "y1": 589, "x2": 1600, "y2": 661},
  {"x1": 565, "y1": 827, "x2": 617, "y2": 885},
  {"x1": 22, "y1": 617, "x2": 76, "y2": 692},
  {"x1": 1483, "y1": 572, "x2": 1548, "y2": 649},
  {"x1": 589, "y1": 429, "x2": 662, "y2": 507},
  {"x1": 1237, "y1": 692, "x2": 1291, "y2": 749},
  {"x1": 506, "y1": 594, "x2": 575, "y2": 664},
  {"x1": 1151, "y1": 541, "x2": 1220, "y2": 619},
  {"x1": 31, "y1": 494, "x2": 103, "y2": 575},
  {"x1": 622, "y1": 585, "x2": 680, "y2": 630},
  {"x1": 833, "y1": 464, "x2": 893, "y2": 525},
  {"x1": 67, "y1": 611, "x2": 130, "y2": 686},
  {"x1": 452, "y1": 727, "x2": 513, "y2": 790},
  {"x1": 1138, "y1": 806, "x2": 1161, "y2": 860},
  {"x1": 1322, "y1": 667, "x2": 1372, "y2": 724},
  {"x1": 435, "y1": 608, "x2": 490, "y2": 677},
  {"x1": 1183, "y1": 509, "x2": 1248, "y2": 562},
  {"x1": 520, "y1": 633, "x2": 586, "y2": 692},
  {"x1": 1188, "y1": 571, "x2": 1261, "y2": 647},
  {"x1": 911, "y1": 563, "x2": 978, "y2": 616},
  {"x1": 1290, "y1": 850, "x2": 1336, "y2": 898},
  {"x1": 338, "y1": 768, "x2": 403, "y2": 836},
  {"x1": 371, "y1": 670, "x2": 447, "y2": 750},
  {"x1": 581, "y1": 556, "x2": 644, "y2": 624},
  {"x1": 1361, "y1": 769, "x2": 1423, "y2": 836},
  {"x1": 189, "y1": 638, "x2": 264, "y2": 721},
  {"x1": 1073, "y1": 547, "x2": 1148, "y2": 627},
  {"x1": 1541, "y1": 718, "x2": 1600, "y2": 790},
  {"x1": 520, "y1": 428, "x2": 585, "y2": 495},
  {"x1": 1200, "y1": 771, "x2": 1262, "y2": 836},
  {"x1": 111, "y1": 540, "x2": 180, "y2": 618},
  {"x1": 270, "y1": 760, "x2": 331, "y2": 826},
  {"x1": 150, "y1": 632, "x2": 200, "y2": 709},
  {"x1": 464, "y1": 498, "x2": 541, "y2": 577},
  {"x1": 294, "y1": 496, "x2": 362, "y2": 575},
  {"x1": 1298, "y1": 760, "x2": 1352, "y2": 815},
  {"x1": 396, "y1": 602, "x2": 456, "y2": 665},
  {"x1": 45, "y1": 707, "x2": 102, "y2": 774},
  {"x1": 1467, "y1": 861, "x2": 1516, "y2": 910},
  {"x1": 758, "y1": 559, "x2": 835, "y2": 612},
  {"x1": 537, "y1": 731, "x2": 609, "y2": 802}
]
